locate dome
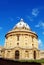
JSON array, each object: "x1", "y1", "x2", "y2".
[
  {"x1": 5, "y1": 18, "x2": 38, "y2": 38},
  {"x1": 13, "y1": 18, "x2": 30, "y2": 30}
]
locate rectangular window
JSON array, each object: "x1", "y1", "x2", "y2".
[{"x1": 17, "y1": 35, "x2": 19, "y2": 41}]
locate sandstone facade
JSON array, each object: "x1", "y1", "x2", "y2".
[{"x1": 0, "y1": 19, "x2": 44, "y2": 60}]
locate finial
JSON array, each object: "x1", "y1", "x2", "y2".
[{"x1": 20, "y1": 18, "x2": 23, "y2": 21}]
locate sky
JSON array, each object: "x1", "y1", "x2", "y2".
[{"x1": 0, "y1": 0, "x2": 44, "y2": 50}]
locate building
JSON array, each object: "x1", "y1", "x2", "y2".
[{"x1": 0, "y1": 18, "x2": 44, "y2": 60}]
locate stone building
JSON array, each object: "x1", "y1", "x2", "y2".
[{"x1": 0, "y1": 18, "x2": 44, "y2": 60}]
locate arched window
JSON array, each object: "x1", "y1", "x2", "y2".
[
  {"x1": 7, "y1": 51, "x2": 10, "y2": 58},
  {"x1": 34, "y1": 51, "x2": 36, "y2": 59},
  {"x1": 15, "y1": 50, "x2": 19, "y2": 59},
  {"x1": 25, "y1": 51, "x2": 29, "y2": 58}
]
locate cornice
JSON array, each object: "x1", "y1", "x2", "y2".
[{"x1": 5, "y1": 31, "x2": 38, "y2": 39}]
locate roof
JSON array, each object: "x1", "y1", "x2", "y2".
[
  {"x1": 5, "y1": 18, "x2": 37, "y2": 38},
  {"x1": 13, "y1": 18, "x2": 30, "y2": 30}
]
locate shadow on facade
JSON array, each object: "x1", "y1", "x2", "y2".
[{"x1": 0, "y1": 58, "x2": 42, "y2": 65}]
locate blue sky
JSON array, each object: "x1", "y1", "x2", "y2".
[{"x1": 0, "y1": 0, "x2": 44, "y2": 50}]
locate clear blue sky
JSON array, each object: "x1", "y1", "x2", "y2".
[{"x1": 0, "y1": 0, "x2": 44, "y2": 50}]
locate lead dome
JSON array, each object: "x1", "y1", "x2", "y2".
[{"x1": 13, "y1": 18, "x2": 31, "y2": 30}]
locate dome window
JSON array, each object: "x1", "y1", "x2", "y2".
[{"x1": 20, "y1": 23, "x2": 21, "y2": 25}]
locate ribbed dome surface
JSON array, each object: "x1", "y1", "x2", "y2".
[{"x1": 13, "y1": 18, "x2": 30, "y2": 30}]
